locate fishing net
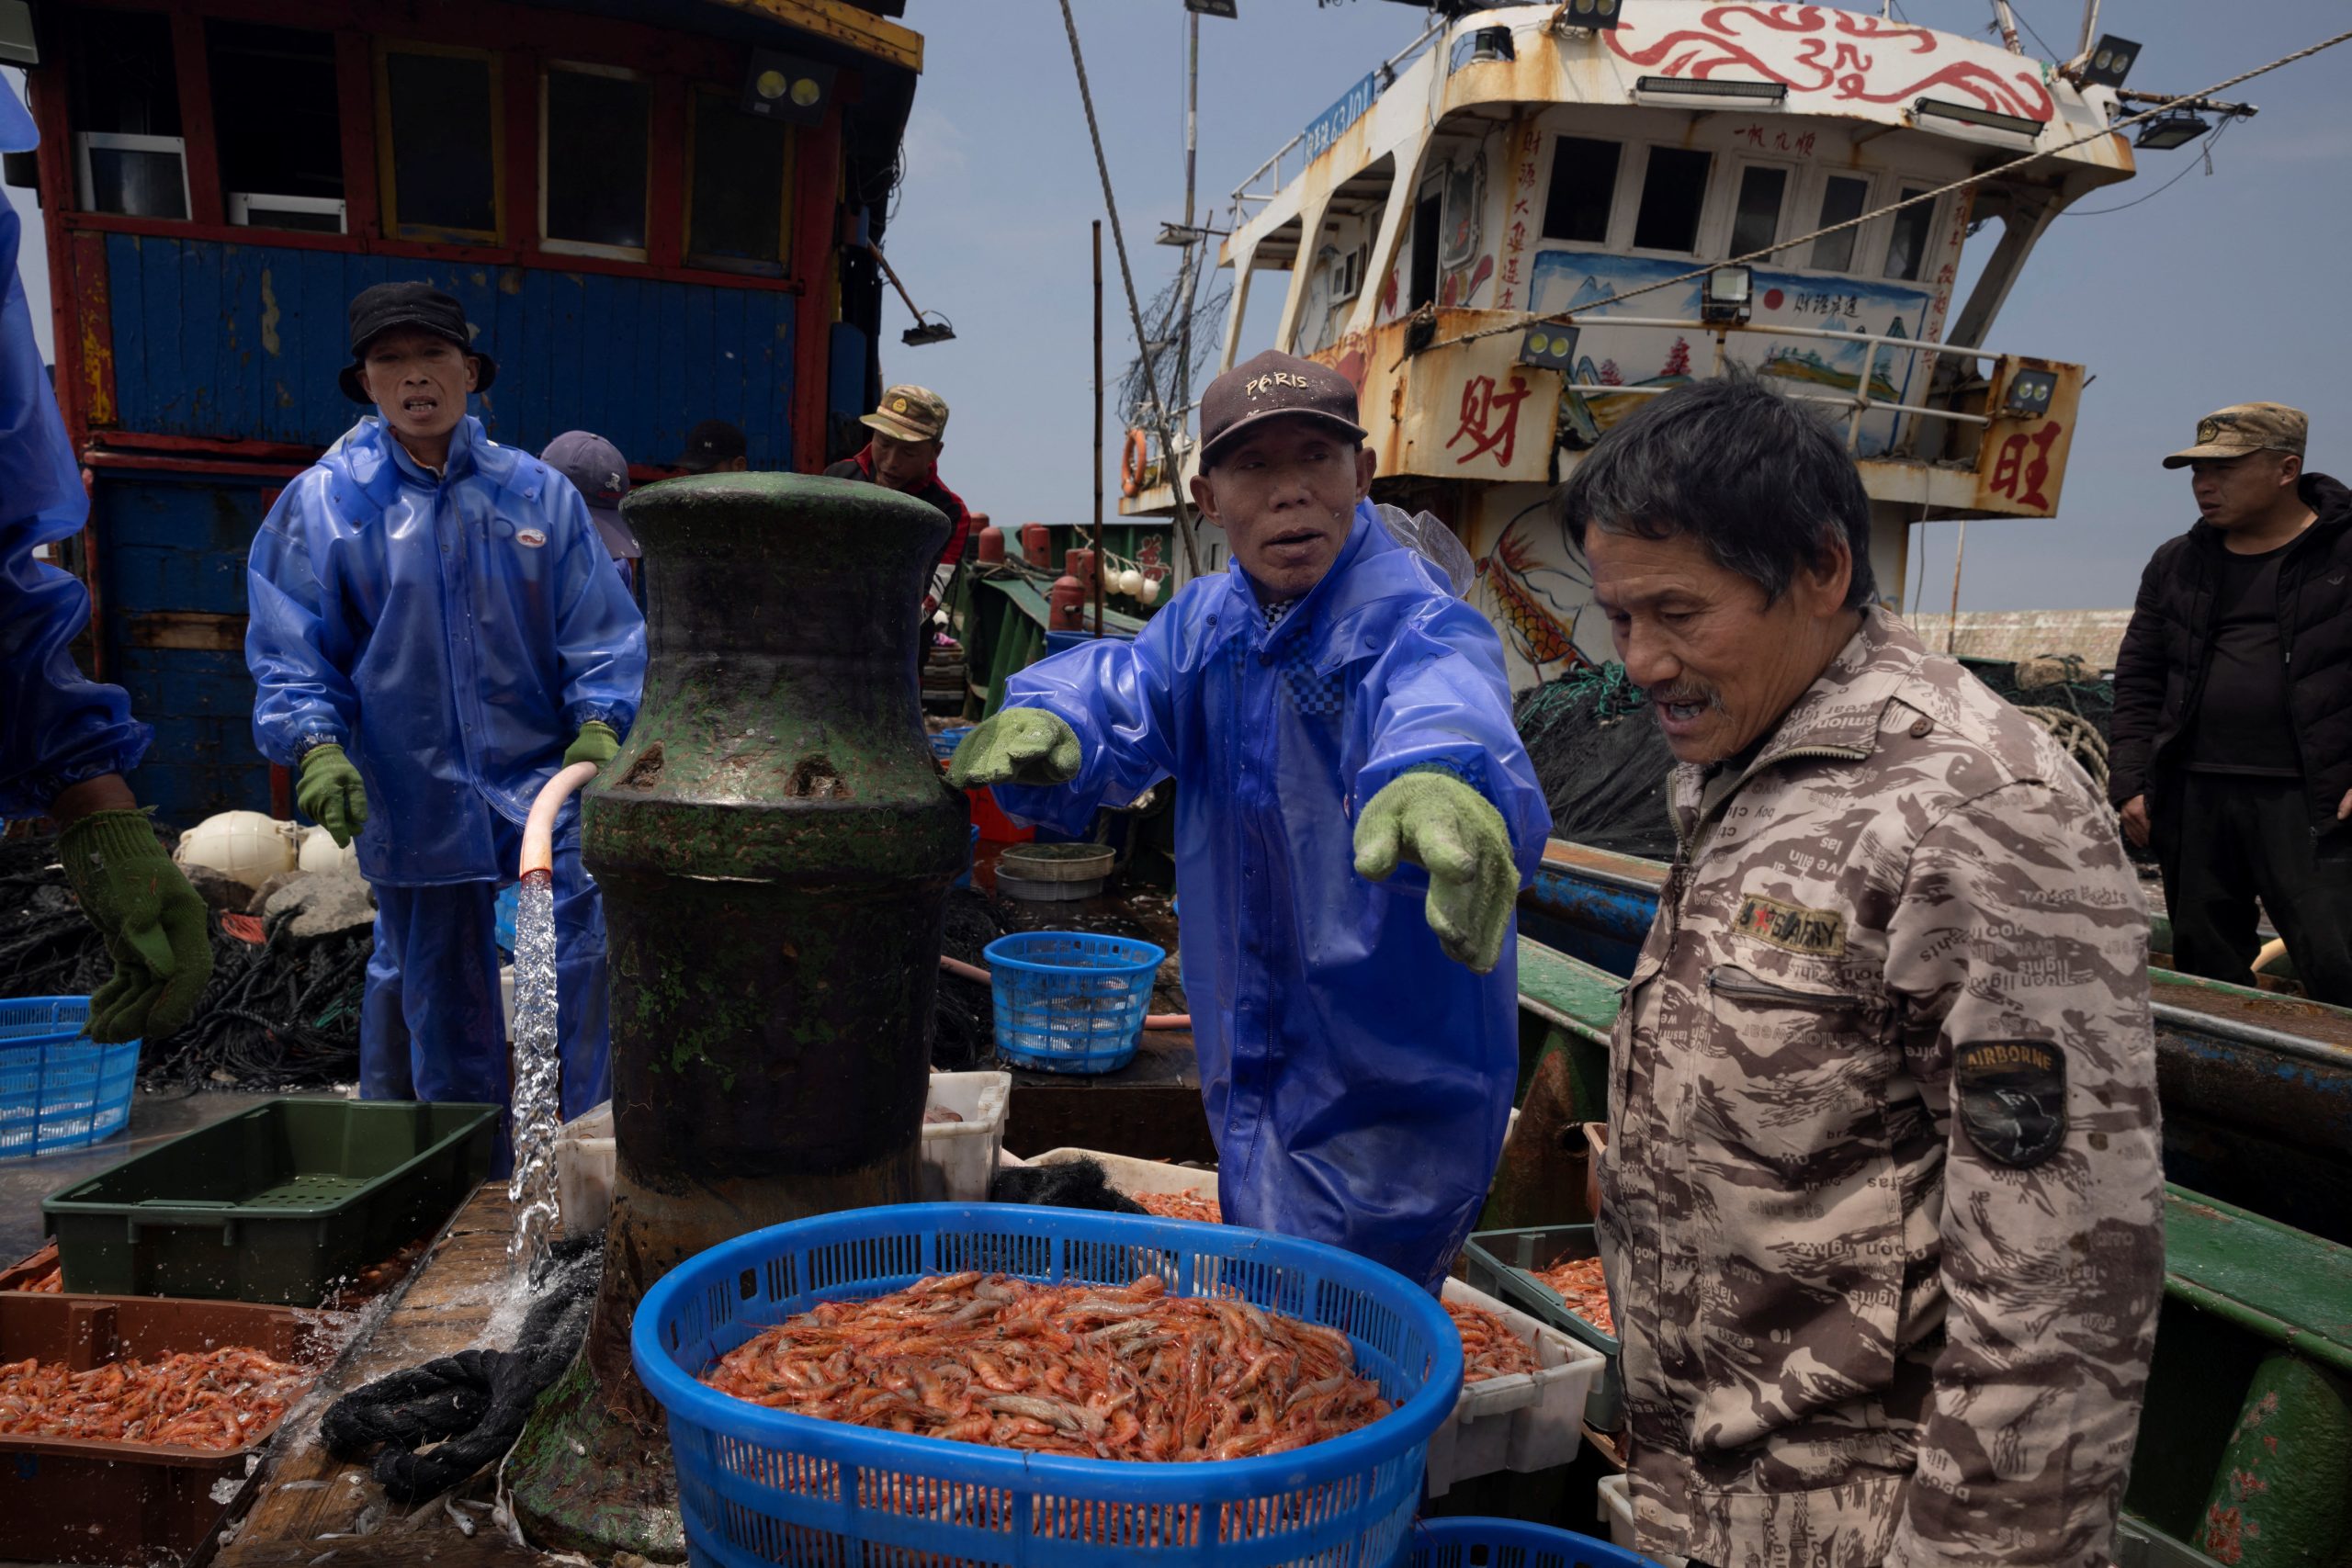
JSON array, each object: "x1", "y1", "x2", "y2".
[
  {"x1": 0, "y1": 829, "x2": 367, "y2": 1091},
  {"x1": 1514, "y1": 663, "x2": 1679, "y2": 861},
  {"x1": 933, "y1": 888, "x2": 1011, "y2": 1071}
]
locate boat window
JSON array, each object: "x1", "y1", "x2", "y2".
[
  {"x1": 1808, "y1": 175, "x2": 1871, "y2": 271},
  {"x1": 1631, "y1": 147, "x2": 1710, "y2": 254},
  {"x1": 209, "y1": 22, "x2": 345, "y2": 233},
  {"x1": 688, "y1": 91, "x2": 792, "y2": 271},
  {"x1": 1883, "y1": 187, "x2": 1937, "y2": 280},
  {"x1": 68, "y1": 9, "x2": 187, "y2": 220},
  {"x1": 380, "y1": 45, "x2": 502, "y2": 241},
  {"x1": 1726, "y1": 164, "x2": 1787, "y2": 259},
  {"x1": 1408, "y1": 186, "x2": 1442, "y2": 310},
  {"x1": 1540, "y1": 136, "x2": 1620, "y2": 245},
  {"x1": 543, "y1": 66, "x2": 651, "y2": 256}
]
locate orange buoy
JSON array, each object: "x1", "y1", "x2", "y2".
[{"x1": 1118, "y1": 428, "x2": 1148, "y2": 497}]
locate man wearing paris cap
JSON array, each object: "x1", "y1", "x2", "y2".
[
  {"x1": 946, "y1": 349, "x2": 1550, "y2": 1292},
  {"x1": 2111, "y1": 401, "x2": 2352, "y2": 1001}
]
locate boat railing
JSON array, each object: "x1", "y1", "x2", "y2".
[{"x1": 1229, "y1": 17, "x2": 1446, "y2": 216}]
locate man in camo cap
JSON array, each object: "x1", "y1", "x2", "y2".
[
  {"x1": 1567, "y1": 378, "x2": 2163, "y2": 1568},
  {"x1": 827, "y1": 385, "x2": 973, "y2": 608},
  {"x1": 2111, "y1": 401, "x2": 2352, "y2": 1003}
]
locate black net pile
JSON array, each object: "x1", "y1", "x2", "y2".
[
  {"x1": 1514, "y1": 663, "x2": 1679, "y2": 861},
  {"x1": 0, "y1": 828, "x2": 366, "y2": 1091},
  {"x1": 1958, "y1": 653, "x2": 2116, "y2": 734},
  {"x1": 933, "y1": 887, "x2": 1010, "y2": 1071}
]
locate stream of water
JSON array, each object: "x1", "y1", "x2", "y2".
[{"x1": 506, "y1": 868, "x2": 562, "y2": 1282}]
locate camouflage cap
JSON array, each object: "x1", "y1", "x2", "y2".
[
  {"x1": 862, "y1": 385, "x2": 948, "y2": 444},
  {"x1": 2163, "y1": 402, "x2": 2308, "y2": 468}
]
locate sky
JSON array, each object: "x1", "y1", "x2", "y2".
[{"x1": 11, "y1": 4, "x2": 2350, "y2": 612}]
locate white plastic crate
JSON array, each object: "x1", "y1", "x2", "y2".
[
  {"x1": 555, "y1": 1100, "x2": 614, "y2": 1240},
  {"x1": 1426, "y1": 1277, "x2": 1604, "y2": 1495},
  {"x1": 917, "y1": 1070, "x2": 1010, "y2": 1201},
  {"x1": 1598, "y1": 1473, "x2": 1685, "y2": 1568}
]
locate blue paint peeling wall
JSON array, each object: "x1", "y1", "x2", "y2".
[{"x1": 103, "y1": 235, "x2": 800, "y2": 468}]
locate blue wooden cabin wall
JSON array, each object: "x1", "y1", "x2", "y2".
[
  {"x1": 105, "y1": 235, "x2": 800, "y2": 468},
  {"x1": 97, "y1": 475, "x2": 273, "y2": 826}
]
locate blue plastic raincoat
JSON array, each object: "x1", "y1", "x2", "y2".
[
  {"x1": 0, "y1": 94, "x2": 151, "y2": 818},
  {"x1": 246, "y1": 415, "x2": 644, "y2": 1122},
  {"x1": 993, "y1": 502, "x2": 1551, "y2": 1290}
]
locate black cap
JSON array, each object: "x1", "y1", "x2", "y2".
[
  {"x1": 339, "y1": 282, "x2": 496, "y2": 403},
  {"x1": 1198, "y1": 349, "x2": 1366, "y2": 467},
  {"x1": 675, "y1": 419, "x2": 748, "y2": 473}
]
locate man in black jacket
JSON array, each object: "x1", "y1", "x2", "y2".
[{"x1": 2110, "y1": 402, "x2": 2352, "y2": 1003}]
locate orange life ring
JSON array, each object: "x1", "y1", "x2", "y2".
[{"x1": 1118, "y1": 428, "x2": 1148, "y2": 497}]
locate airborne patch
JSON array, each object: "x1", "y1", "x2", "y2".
[
  {"x1": 1732, "y1": 893, "x2": 1847, "y2": 957},
  {"x1": 1955, "y1": 1040, "x2": 2068, "y2": 1168}
]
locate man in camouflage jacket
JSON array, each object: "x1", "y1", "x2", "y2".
[{"x1": 1566, "y1": 379, "x2": 2165, "y2": 1568}]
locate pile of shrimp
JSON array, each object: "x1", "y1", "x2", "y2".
[
  {"x1": 0, "y1": 1348, "x2": 312, "y2": 1450},
  {"x1": 1532, "y1": 1257, "x2": 1615, "y2": 1335},
  {"x1": 1134, "y1": 1191, "x2": 1222, "y2": 1224},
  {"x1": 1444, "y1": 1301, "x2": 1537, "y2": 1382},
  {"x1": 704, "y1": 1270, "x2": 1390, "y2": 1461}
]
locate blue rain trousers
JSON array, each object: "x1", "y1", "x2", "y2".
[
  {"x1": 361, "y1": 818, "x2": 609, "y2": 1120},
  {"x1": 0, "y1": 98, "x2": 151, "y2": 817},
  {"x1": 246, "y1": 415, "x2": 644, "y2": 1116},
  {"x1": 992, "y1": 502, "x2": 1552, "y2": 1291}
]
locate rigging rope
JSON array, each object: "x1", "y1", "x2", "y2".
[{"x1": 1423, "y1": 26, "x2": 2352, "y2": 357}]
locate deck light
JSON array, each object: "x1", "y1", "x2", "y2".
[
  {"x1": 1557, "y1": 0, "x2": 1624, "y2": 29},
  {"x1": 2002, "y1": 367, "x2": 2058, "y2": 416},
  {"x1": 2079, "y1": 34, "x2": 2140, "y2": 90},
  {"x1": 1634, "y1": 75, "x2": 1788, "y2": 106},
  {"x1": 902, "y1": 318, "x2": 957, "y2": 348},
  {"x1": 1184, "y1": 0, "x2": 1238, "y2": 17},
  {"x1": 1702, "y1": 265, "x2": 1752, "y2": 324},
  {"x1": 1518, "y1": 324, "x2": 1580, "y2": 372},
  {"x1": 2135, "y1": 107, "x2": 2211, "y2": 151},
  {"x1": 1914, "y1": 97, "x2": 2041, "y2": 141},
  {"x1": 1468, "y1": 28, "x2": 1516, "y2": 65},
  {"x1": 742, "y1": 50, "x2": 835, "y2": 126}
]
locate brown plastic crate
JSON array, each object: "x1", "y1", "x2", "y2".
[{"x1": 0, "y1": 1292, "x2": 345, "y2": 1563}]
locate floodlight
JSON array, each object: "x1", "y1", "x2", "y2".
[
  {"x1": 1557, "y1": 0, "x2": 1623, "y2": 29},
  {"x1": 1184, "y1": 0, "x2": 1238, "y2": 16},
  {"x1": 1468, "y1": 28, "x2": 1515, "y2": 65},
  {"x1": 1702, "y1": 265, "x2": 1753, "y2": 324},
  {"x1": 1518, "y1": 324, "x2": 1580, "y2": 371},
  {"x1": 902, "y1": 317, "x2": 957, "y2": 347},
  {"x1": 742, "y1": 50, "x2": 836, "y2": 125},
  {"x1": 1915, "y1": 97, "x2": 2041, "y2": 141},
  {"x1": 2135, "y1": 108, "x2": 2210, "y2": 150},
  {"x1": 2080, "y1": 34, "x2": 2139, "y2": 90},
  {"x1": 2002, "y1": 367, "x2": 2058, "y2": 416},
  {"x1": 1634, "y1": 74, "x2": 1787, "y2": 105}
]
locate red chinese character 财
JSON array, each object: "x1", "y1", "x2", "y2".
[
  {"x1": 1448, "y1": 374, "x2": 1534, "y2": 468},
  {"x1": 1988, "y1": 422, "x2": 2063, "y2": 511}
]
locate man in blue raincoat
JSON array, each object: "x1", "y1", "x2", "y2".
[
  {"x1": 2, "y1": 82, "x2": 212, "y2": 1043},
  {"x1": 949, "y1": 350, "x2": 1550, "y2": 1291},
  {"x1": 245, "y1": 283, "x2": 645, "y2": 1119}
]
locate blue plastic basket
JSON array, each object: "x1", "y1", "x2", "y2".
[
  {"x1": 931, "y1": 726, "x2": 974, "y2": 761},
  {"x1": 984, "y1": 931, "x2": 1164, "y2": 1075},
  {"x1": 1407, "y1": 1518, "x2": 1663, "y2": 1568},
  {"x1": 0, "y1": 998, "x2": 140, "y2": 1161},
  {"x1": 634, "y1": 1201, "x2": 1463, "y2": 1568},
  {"x1": 953, "y1": 822, "x2": 979, "y2": 890}
]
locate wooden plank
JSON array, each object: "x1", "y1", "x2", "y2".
[
  {"x1": 127, "y1": 612, "x2": 250, "y2": 651},
  {"x1": 2163, "y1": 1186, "x2": 2352, "y2": 1375},
  {"x1": 219, "y1": 1186, "x2": 526, "y2": 1563},
  {"x1": 1515, "y1": 934, "x2": 1622, "y2": 1046}
]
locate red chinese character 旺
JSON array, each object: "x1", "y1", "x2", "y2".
[
  {"x1": 1988, "y1": 422, "x2": 2064, "y2": 511},
  {"x1": 1448, "y1": 374, "x2": 1534, "y2": 468}
]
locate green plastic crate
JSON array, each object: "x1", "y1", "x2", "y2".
[
  {"x1": 43, "y1": 1098, "x2": 499, "y2": 1305},
  {"x1": 1463, "y1": 1222, "x2": 1623, "y2": 1430}
]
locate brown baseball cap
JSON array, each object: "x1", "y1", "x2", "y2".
[
  {"x1": 2163, "y1": 402, "x2": 2308, "y2": 468},
  {"x1": 1199, "y1": 350, "x2": 1367, "y2": 466},
  {"x1": 862, "y1": 385, "x2": 948, "y2": 444}
]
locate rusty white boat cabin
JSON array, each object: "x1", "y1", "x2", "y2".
[{"x1": 1125, "y1": 1, "x2": 2149, "y2": 687}]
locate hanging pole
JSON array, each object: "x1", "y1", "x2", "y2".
[
  {"x1": 1990, "y1": 0, "x2": 2024, "y2": 53},
  {"x1": 1945, "y1": 519, "x2": 1969, "y2": 653},
  {"x1": 2078, "y1": 0, "x2": 2103, "y2": 58},
  {"x1": 1093, "y1": 220, "x2": 1106, "y2": 638},
  {"x1": 1174, "y1": 8, "x2": 1201, "y2": 422}
]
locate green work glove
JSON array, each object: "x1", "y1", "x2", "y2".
[
  {"x1": 1353, "y1": 769, "x2": 1517, "y2": 975},
  {"x1": 297, "y1": 742, "x2": 370, "y2": 848},
  {"x1": 563, "y1": 720, "x2": 621, "y2": 768},
  {"x1": 57, "y1": 810, "x2": 214, "y2": 1043},
  {"x1": 944, "y1": 708, "x2": 1083, "y2": 790}
]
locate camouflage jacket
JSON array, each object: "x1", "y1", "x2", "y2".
[{"x1": 1596, "y1": 608, "x2": 2165, "y2": 1568}]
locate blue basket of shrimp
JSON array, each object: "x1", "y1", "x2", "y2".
[
  {"x1": 635, "y1": 1201, "x2": 1463, "y2": 1568},
  {"x1": 984, "y1": 931, "x2": 1164, "y2": 1076},
  {"x1": 0, "y1": 998, "x2": 140, "y2": 1161},
  {"x1": 1406, "y1": 1517, "x2": 1664, "y2": 1568}
]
